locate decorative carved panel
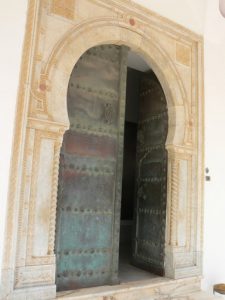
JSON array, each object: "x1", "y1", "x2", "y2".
[
  {"x1": 51, "y1": 0, "x2": 75, "y2": 20},
  {"x1": 176, "y1": 43, "x2": 191, "y2": 67}
]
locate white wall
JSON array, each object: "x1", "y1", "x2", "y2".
[
  {"x1": 203, "y1": 0, "x2": 225, "y2": 292},
  {"x1": 0, "y1": 0, "x2": 27, "y2": 277},
  {"x1": 1, "y1": 0, "x2": 225, "y2": 293},
  {"x1": 133, "y1": 0, "x2": 206, "y2": 34}
]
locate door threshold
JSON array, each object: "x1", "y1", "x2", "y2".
[{"x1": 57, "y1": 276, "x2": 201, "y2": 299}]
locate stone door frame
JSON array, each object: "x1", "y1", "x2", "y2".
[{"x1": 0, "y1": 1, "x2": 204, "y2": 299}]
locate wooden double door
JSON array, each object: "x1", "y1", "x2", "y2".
[{"x1": 55, "y1": 45, "x2": 168, "y2": 291}]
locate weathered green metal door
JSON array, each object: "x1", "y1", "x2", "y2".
[
  {"x1": 55, "y1": 45, "x2": 128, "y2": 291},
  {"x1": 132, "y1": 72, "x2": 168, "y2": 276}
]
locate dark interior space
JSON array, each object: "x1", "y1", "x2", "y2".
[{"x1": 121, "y1": 67, "x2": 140, "y2": 220}]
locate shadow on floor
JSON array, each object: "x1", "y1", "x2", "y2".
[{"x1": 119, "y1": 243, "x2": 159, "y2": 283}]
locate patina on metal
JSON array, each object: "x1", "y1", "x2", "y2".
[
  {"x1": 132, "y1": 71, "x2": 168, "y2": 276},
  {"x1": 55, "y1": 45, "x2": 128, "y2": 291}
]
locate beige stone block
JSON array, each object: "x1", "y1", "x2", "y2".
[
  {"x1": 51, "y1": 0, "x2": 76, "y2": 20},
  {"x1": 176, "y1": 43, "x2": 191, "y2": 67},
  {"x1": 76, "y1": 0, "x2": 117, "y2": 19},
  {"x1": 119, "y1": 27, "x2": 143, "y2": 51},
  {"x1": 56, "y1": 277, "x2": 201, "y2": 299}
]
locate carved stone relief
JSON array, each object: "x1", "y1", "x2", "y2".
[
  {"x1": 0, "y1": 0, "x2": 204, "y2": 299},
  {"x1": 51, "y1": 0, "x2": 76, "y2": 20}
]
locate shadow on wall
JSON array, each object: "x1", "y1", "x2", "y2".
[{"x1": 219, "y1": 0, "x2": 225, "y2": 17}]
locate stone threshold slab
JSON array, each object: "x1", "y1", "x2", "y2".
[{"x1": 57, "y1": 276, "x2": 208, "y2": 299}]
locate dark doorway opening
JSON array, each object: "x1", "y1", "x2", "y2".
[
  {"x1": 119, "y1": 68, "x2": 154, "y2": 282},
  {"x1": 55, "y1": 45, "x2": 168, "y2": 291},
  {"x1": 119, "y1": 67, "x2": 153, "y2": 282},
  {"x1": 119, "y1": 62, "x2": 168, "y2": 282}
]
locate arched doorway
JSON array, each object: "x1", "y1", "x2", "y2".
[
  {"x1": 55, "y1": 44, "x2": 168, "y2": 291},
  {"x1": 3, "y1": 1, "x2": 203, "y2": 298}
]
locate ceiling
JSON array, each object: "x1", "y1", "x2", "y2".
[{"x1": 127, "y1": 50, "x2": 150, "y2": 72}]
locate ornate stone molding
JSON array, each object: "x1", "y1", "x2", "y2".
[
  {"x1": 0, "y1": 0, "x2": 204, "y2": 299},
  {"x1": 169, "y1": 158, "x2": 180, "y2": 247}
]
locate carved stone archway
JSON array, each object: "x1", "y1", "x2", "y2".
[{"x1": 0, "y1": 1, "x2": 204, "y2": 299}]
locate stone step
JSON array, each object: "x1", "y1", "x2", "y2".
[
  {"x1": 58, "y1": 290, "x2": 222, "y2": 300},
  {"x1": 57, "y1": 277, "x2": 204, "y2": 300}
]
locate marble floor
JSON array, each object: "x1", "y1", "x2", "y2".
[{"x1": 118, "y1": 243, "x2": 158, "y2": 283}]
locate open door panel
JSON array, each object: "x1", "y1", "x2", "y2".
[{"x1": 132, "y1": 72, "x2": 168, "y2": 276}]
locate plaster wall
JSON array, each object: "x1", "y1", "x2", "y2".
[
  {"x1": 133, "y1": 0, "x2": 206, "y2": 34},
  {"x1": 0, "y1": 0, "x2": 27, "y2": 279},
  {"x1": 203, "y1": 0, "x2": 225, "y2": 292},
  {"x1": 0, "y1": 0, "x2": 224, "y2": 296}
]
